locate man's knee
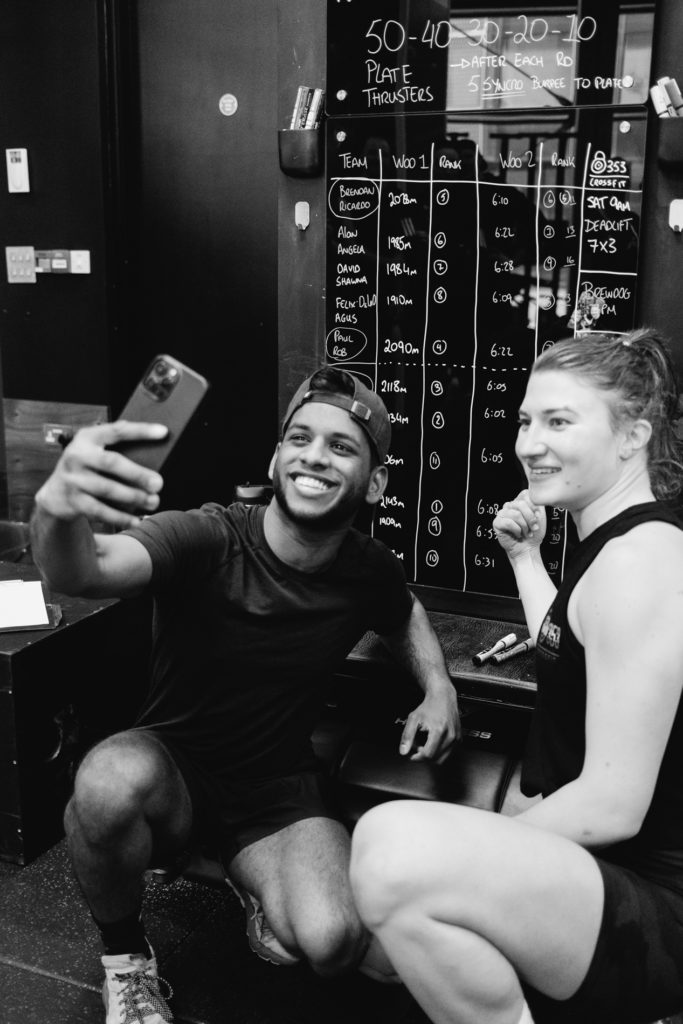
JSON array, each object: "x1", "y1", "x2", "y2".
[
  {"x1": 67, "y1": 732, "x2": 169, "y2": 841},
  {"x1": 295, "y1": 906, "x2": 367, "y2": 977}
]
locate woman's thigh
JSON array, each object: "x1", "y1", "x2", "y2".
[{"x1": 350, "y1": 799, "x2": 605, "y2": 1001}]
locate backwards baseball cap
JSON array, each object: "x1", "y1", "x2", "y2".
[{"x1": 281, "y1": 367, "x2": 391, "y2": 465}]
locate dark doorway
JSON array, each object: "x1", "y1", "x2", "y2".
[{"x1": 110, "y1": 0, "x2": 279, "y2": 509}]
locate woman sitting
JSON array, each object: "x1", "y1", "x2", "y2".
[{"x1": 349, "y1": 327, "x2": 683, "y2": 1024}]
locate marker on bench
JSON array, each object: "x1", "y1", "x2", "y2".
[
  {"x1": 472, "y1": 632, "x2": 517, "y2": 666},
  {"x1": 492, "y1": 637, "x2": 536, "y2": 663}
]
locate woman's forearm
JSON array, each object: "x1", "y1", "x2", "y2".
[
  {"x1": 508, "y1": 547, "x2": 557, "y2": 640},
  {"x1": 515, "y1": 777, "x2": 642, "y2": 849}
]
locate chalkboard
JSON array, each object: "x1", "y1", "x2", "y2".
[
  {"x1": 325, "y1": 109, "x2": 649, "y2": 599},
  {"x1": 327, "y1": 0, "x2": 654, "y2": 116}
]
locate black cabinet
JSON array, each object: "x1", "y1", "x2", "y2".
[{"x1": 0, "y1": 562, "x2": 149, "y2": 864}]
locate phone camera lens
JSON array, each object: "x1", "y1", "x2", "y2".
[{"x1": 146, "y1": 358, "x2": 178, "y2": 399}]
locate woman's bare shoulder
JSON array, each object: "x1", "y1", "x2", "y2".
[{"x1": 586, "y1": 519, "x2": 683, "y2": 608}]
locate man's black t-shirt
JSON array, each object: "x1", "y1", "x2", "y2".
[{"x1": 125, "y1": 502, "x2": 413, "y2": 783}]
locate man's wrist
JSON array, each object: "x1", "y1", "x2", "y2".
[
  {"x1": 34, "y1": 482, "x2": 79, "y2": 522},
  {"x1": 423, "y1": 674, "x2": 456, "y2": 699}
]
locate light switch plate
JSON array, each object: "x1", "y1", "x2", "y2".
[
  {"x1": 5, "y1": 246, "x2": 36, "y2": 283},
  {"x1": 5, "y1": 148, "x2": 29, "y2": 193},
  {"x1": 70, "y1": 250, "x2": 91, "y2": 274}
]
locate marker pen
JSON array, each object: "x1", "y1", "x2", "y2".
[
  {"x1": 663, "y1": 77, "x2": 683, "y2": 117},
  {"x1": 472, "y1": 632, "x2": 517, "y2": 666},
  {"x1": 492, "y1": 637, "x2": 536, "y2": 663},
  {"x1": 651, "y1": 82, "x2": 675, "y2": 118}
]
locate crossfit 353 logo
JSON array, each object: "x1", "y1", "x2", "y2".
[{"x1": 539, "y1": 611, "x2": 561, "y2": 653}]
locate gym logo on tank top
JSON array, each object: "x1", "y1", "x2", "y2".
[{"x1": 538, "y1": 610, "x2": 561, "y2": 660}]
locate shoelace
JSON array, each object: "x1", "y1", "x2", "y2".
[
  {"x1": 115, "y1": 967, "x2": 174, "y2": 1023},
  {"x1": 245, "y1": 894, "x2": 273, "y2": 942},
  {"x1": 245, "y1": 894, "x2": 261, "y2": 924}
]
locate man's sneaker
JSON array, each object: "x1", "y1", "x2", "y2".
[
  {"x1": 224, "y1": 875, "x2": 301, "y2": 967},
  {"x1": 102, "y1": 949, "x2": 174, "y2": 1023}
]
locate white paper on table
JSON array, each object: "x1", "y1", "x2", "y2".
[{"x1": 0, "y1": 580, "x2": 49, "y2": 628}]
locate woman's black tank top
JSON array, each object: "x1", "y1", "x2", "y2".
[{"x1": 521, "y1": 501, "x2": 683, "y2": 890}]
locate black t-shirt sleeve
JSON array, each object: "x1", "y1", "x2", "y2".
[
  {"x1": 364, "y1": 540, "x2": 414, "y2": 636},
  {"x1": 123, "y1": 506, "x2": 228, "y2": 589}
]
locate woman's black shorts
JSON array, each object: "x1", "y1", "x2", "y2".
[{"x1": 524, "y1": 857, "x2": 683, "y2": 1024}]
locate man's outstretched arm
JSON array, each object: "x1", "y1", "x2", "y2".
[{"x1": 31, "y1": 421, "x2": 165, "y2": 598}]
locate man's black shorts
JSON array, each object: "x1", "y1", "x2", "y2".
[
  {"x1": 524, "y1": 857, "x2": 683, "y2": 1023},
  {"x1": 137, "y1": 728, "x2": 345, "y2": 866}
]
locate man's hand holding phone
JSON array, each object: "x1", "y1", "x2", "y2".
[
  {"x1": 36, "y1": 421, "x2": 168, "y2": 530},
  {"x1": 109, "y1": 355, "x2": 209, "y2": 471},
  {"x1": 36, "y1": 355, "x2": 209, "y2": 529}
]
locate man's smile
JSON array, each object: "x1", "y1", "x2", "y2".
[{"x1": 291, "y1": 473, "x2": 337, "y2": 494}]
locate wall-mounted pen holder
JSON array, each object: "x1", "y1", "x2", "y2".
[
  {"x1": 657, "y1": 117, "x2": 683, "y2": 169},
  {"x1": 278, "y1": 128, "x2": 323, "y2": 178}
]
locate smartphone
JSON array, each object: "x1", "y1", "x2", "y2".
[{"x1": 110, "y1": 354, "x2": 209, "y2": 471}]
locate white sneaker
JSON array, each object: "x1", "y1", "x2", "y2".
[{"x1": 102, "y1": 949, "x2": 174, "y2": 1023}]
